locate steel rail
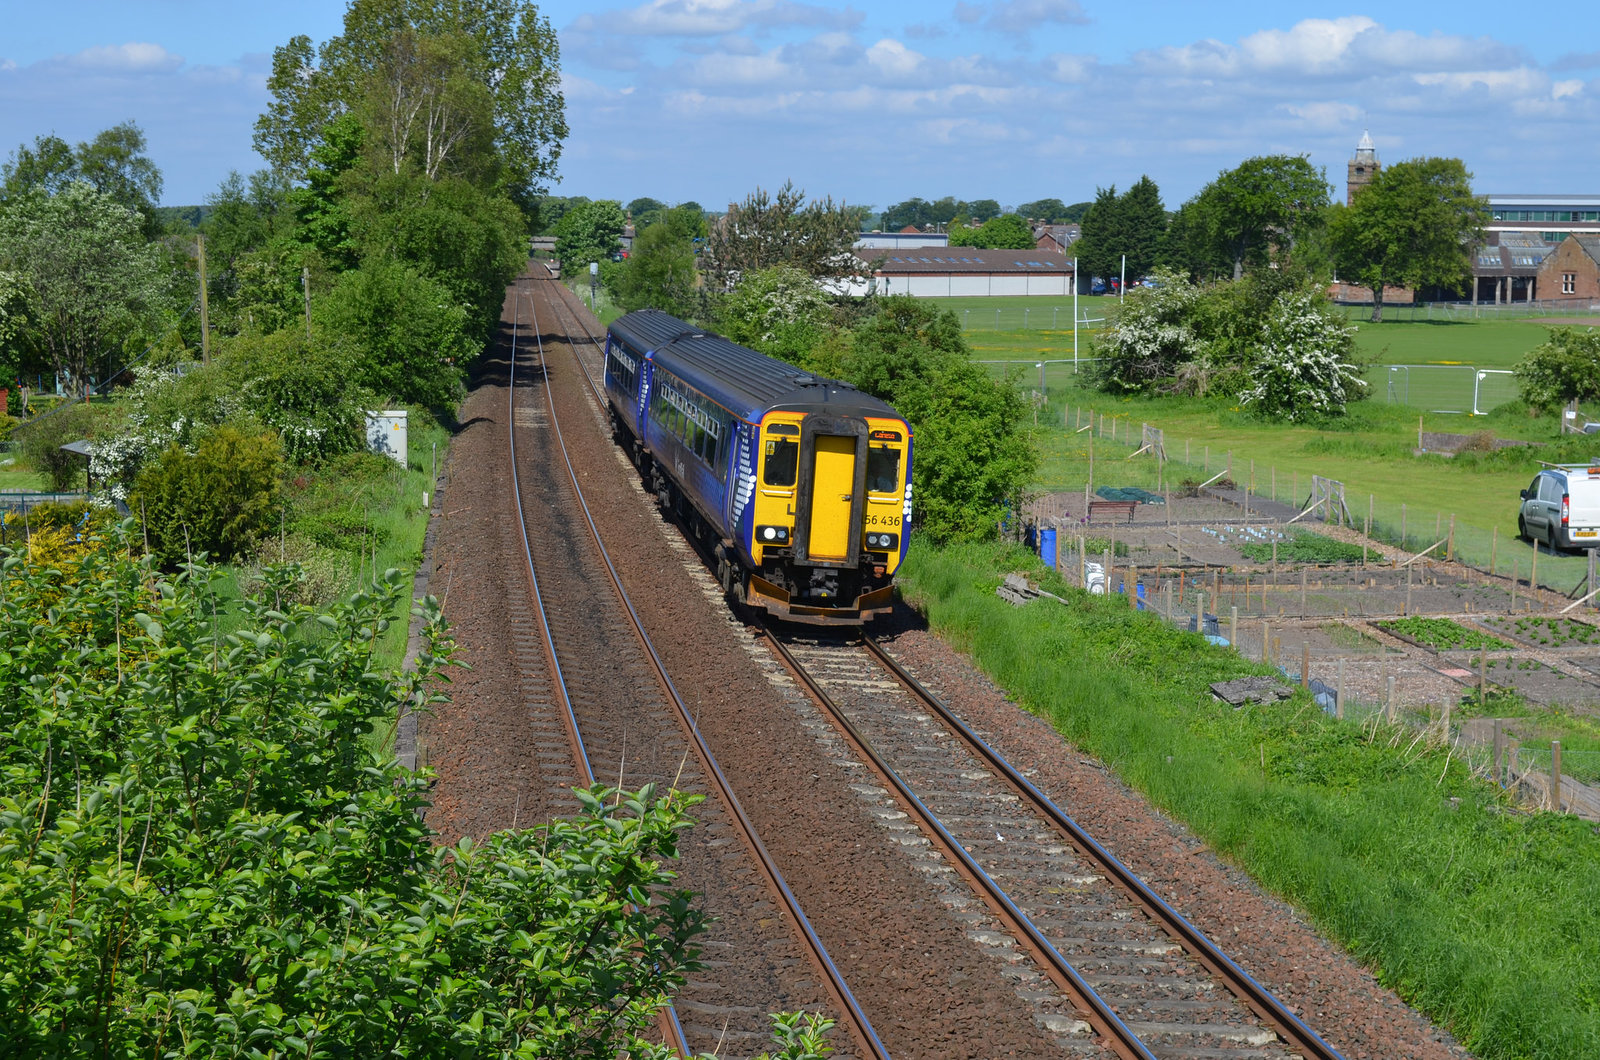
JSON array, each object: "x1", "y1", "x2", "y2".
[
  {"x1": 860, "y1": 633, "x2": 1346, "y2": 1060},
  {"x1": 759, "y1": 623, "x2": 1158, "y2": 1060},
  {"x1": 506, "y1": 280, "x2": 686, "y2": 1057},
  {"x1": 524, "y1": 278, "x2": 894, "y2": 1060}
]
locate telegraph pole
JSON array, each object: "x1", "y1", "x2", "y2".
[{"x1": 197, "y1": 233, "x2": 210, "y2": 363}]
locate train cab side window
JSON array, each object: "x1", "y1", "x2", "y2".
[
  {"x1": 866, "y1": 446, "x2": 900, "y2": 494},
  {"x1": 763, "y1": 438, "x2": 798, "y2": 487}
]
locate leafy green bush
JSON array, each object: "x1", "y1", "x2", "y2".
[
  {"x1": 316, "y1": 259, "x2": 475, "y2": 409},
  {"x1": 0, "y1": 536, "x2": 708, "y2": 1057},
  {"x1": 16, "y1": 403, "x2": 92, "y2": 491},
  {"x1": 219, "y1": 328, "x2": 373, "y2": 462},
  {"x1": 132, "y1": 424, "x2": 283, "y2": 565},
  {"x1": 1516, "y1": 327, "x2": 1600, "y2": 414}
]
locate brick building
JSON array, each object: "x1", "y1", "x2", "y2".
[{"x1": 1535, "y1": 235, "x2": 1600, "y2": 305}]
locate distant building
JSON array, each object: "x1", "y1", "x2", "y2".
[
  {"x1": 1347, "y1": 130, "x2": 1379, "y2": 205},
  {"x1": 1033, "y1": 224, "x2": 1080, "y2": 255},
  {"x1": 1535, "y1": 235, "x2": 1600, "y2": 305},
  {"x1": 842, "y1": 247, "x2": 1073, "y2": 297},
  {"x1": 854, "y1": 230, "x2": 950, "y2": 250}
]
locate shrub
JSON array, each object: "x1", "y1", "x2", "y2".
[
  {"x1": 219, "y1": 329, "x2": 373, "y2": 462},
  {"x1": 1516, "y1": 327, "x2": 1600, "y2": 414},
  {"x1": 17, "y1": 403, "x2": 93, "y2": 491},
  {"x1": 0, "y1": 539, "x2": 709, "y2": 1058},
  {"x1": 1237, "y1": 288, "x2": 1364, "y2": 421},
  {"x1": 1091, "y1": 269, "x2": 1205, "y2": 394},
  {"x1": 316, "y1": 259, "x2": 475, "y2": 409},
  {"x1": 132, "y1": 424, "x2": 283, "y2": 565}
]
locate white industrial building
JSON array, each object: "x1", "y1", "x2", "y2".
[{"x1": 841, "y1": 247, "x2": 1075, "y2": 297}]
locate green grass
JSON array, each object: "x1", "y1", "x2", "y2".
[
  {"x1": 897, "y1": 540, "x2": 1600, "y2": 1060},
  {"x1": 1017, "y1": 384, "x2": 1600, "y2": 592}
]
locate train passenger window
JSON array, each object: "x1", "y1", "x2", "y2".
[
  {"x1": 763, "y1": 438, "x2": 798, "y2": 486},
  {"x1": 867, "y1": 446, "x2": 900, "y2": 493}
]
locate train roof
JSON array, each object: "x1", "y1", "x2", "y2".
[{"x1": 608, "y1": 309, "x2": 903, "y2": 424}]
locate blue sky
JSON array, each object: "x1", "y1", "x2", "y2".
[{"x1": 2, "y1": 1, "x2": 1596, "y2": 211}]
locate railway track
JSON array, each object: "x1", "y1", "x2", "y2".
[
  {"x1": 761, "y1": 624, "x2": 1344, "y2": 1060},
  {"x1": 535, "y1": 279, "x2": 1345, "y2": 1059},
  {"x1": 506, "y1": 276, "x2": 890, "y2": 1060}
]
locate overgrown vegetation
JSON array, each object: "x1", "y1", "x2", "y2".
[
  {"x1": 899, "y1": 540, "x2": 1600, "y2": 1060},
  {"x1": 0, "y1": 529, "x2": 714, "y2": 1057}
]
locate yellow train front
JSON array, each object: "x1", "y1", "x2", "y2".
[{"x1": 604, "y1": 310, "x2": 913, "y2": 625}]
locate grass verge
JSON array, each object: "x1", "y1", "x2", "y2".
[{"x1": 897, "y1": 539, "x2": 1600, "y2": 1060}]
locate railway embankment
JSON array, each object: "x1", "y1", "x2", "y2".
[{"x1": 897, "y1": 540, "x2": 1600, "y2": 1060}]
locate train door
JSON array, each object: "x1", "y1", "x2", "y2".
[
  {"x1": 798, "y1": 416, "x2": 867, "y2": 565},
  {"x1": 808, "y1": 435, "x2": 856, "y2": 560}
]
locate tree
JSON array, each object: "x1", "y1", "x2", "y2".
[
  {"x1": 1516, "y1": 328, "x2": 1600, "y2": 414},
  {"x1": 0, "y1": 182, "x2": 169, "y2": 392},
  {"x1": 2, "y1": 123, "x2": 164, "y2": 235},
  {"x1": 256, "y1": 1, "x2": 567, "y2": 206},
  {"x1": 705, "y1": 181, "x2": 860, "y2": 284},
  {"x1": 553, "y1": 198, "x2": 625, "y2": 270},
  {"x1": 1185, "y1": 155, "x2": 1330, "y2": 280},
  {"x1": 1328, "y1": 156, "x2": 1486, "y2": 322},
  {"x1": 1073, "y1": 185, "x2": 1122, "y2": 286},
  {"x1": 132, "y1": 424, "x2": 285, "y2": 565},
  {"x1": 967, "y1": 198, "x2": 1001, "y2": 223},
  {"x1": 317, "y1": 258, "x2": 474, "y2": 408},
  {"x1": 948, "y1": 213, "x2": 1034, "y2": 250},
  {"x1": 844, "y1": 298, "x2": 1037, "y2": 542},
  {"x1": 615, "y1": 208, "x2": 703, "y2": 319},
  {"x1": 1017, "y1": 197, "x2": 1070, "y2": 223},
  {"x1": 1119, "y1": 176, "x2": 1166, "y2": 279},
  {"x1": 717, "y1": 265, "x2": 829, "y2": 363}
]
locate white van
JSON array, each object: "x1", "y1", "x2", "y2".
[{"x1": 1519, "y1": 464, "x2": 1600, "y2": 550}]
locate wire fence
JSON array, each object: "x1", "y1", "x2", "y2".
[
  {"x1": 1376, "y1": 364, "x2": 1520, "y2": 414},
  {"x1": 957, "y1": 305, "x2": 1107, "y2": 331}
]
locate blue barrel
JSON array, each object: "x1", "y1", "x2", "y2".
[{"x1": 1039, "y1": 527, "x2": 1057, "y2": 569}]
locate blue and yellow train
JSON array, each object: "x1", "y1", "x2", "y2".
[{"x1": 603, "y1": 309, "x2": 913, "y2": 624}]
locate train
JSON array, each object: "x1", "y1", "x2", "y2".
[{"x1": 602, "y1": 309, "x2": 913, "y2": 624}]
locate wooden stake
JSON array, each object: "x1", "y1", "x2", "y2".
[
  {"x1": 1230, "y1": 605, "x2": 1238, "y2": 648},
  {"x1": 1448, "y1": 513, "x2": 1456, "y2": 562},
  {"x1": 1401, "y1": 503, "x2": 1407, "y2": 548},
  {"x1": 1336, "y1": 659, "x2": 1345, "y2": 718},
  {"x1": 1386, "y1": 676, "x2": 1396, "y2": 723},
  {"x1": 1301, "y1": 642, "x2": 1310, "y2": 688},
  {"x1": 1491, "y1": 525, "x2": 1497, "y2": 574},
  {"x1": 1552, "y1": 741, "x2": 1563, "y2": 812}
]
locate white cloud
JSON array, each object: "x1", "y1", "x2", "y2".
[
  {"x1": 570, "y1": 0, "x2": 862, "y2": 37},
  {"x1": 1043, "y1": 52, "x2": 1093, "y2": 83},
  {"x1": 865, "y1": 39, "x2": 924, "y2": 79},
  {"x1": 1284, "y1": 101, "x2": 1362, "y2": 128},
  {"x1": 1553, "y1": 79, "x2": 1584, "y2": 100},
  {"x1": 65, "y1": 43, "x2": 183, "y2": 74}
]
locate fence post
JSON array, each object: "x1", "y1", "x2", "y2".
[
  {"x1": 1492, "y1": 719, "x2": 1503, "y2": 785},
  {"x1": 1230, "y1": 605, "x2": 1238, "y2": 648},
  {"x1": 1386, "y1": 676, "x2": 1397, "y2": 723},
  {"x1": 1129, "y1": 565, "x2": 1139, "y2": 610},
  {"x1": 1479, "y1": 651, "x2": 1488, "y2": 708},
  {"x1": 1491, "y1": 525, "x2": 1497, "y2": 575},
  {"x1": 1552, "y1": 740, "x2": 1563, "y2": 812},
  {"x1": 1335, "y1": 659, "x2": 1345, "y2": 719},
  {"x1": 1262, "y1": 619, "x2": 1270, "y2": 664},
  {"x1": 1302, "y1": 642, "x2": 1310, "y2": 689},
  {"x1": 1531, "y1": 539, "x2": 1539, "y2": 604},
  {"x1": 1448, "y1": 514, "x2": 1456, "y2": 562}
]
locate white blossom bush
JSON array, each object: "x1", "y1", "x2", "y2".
[
  {"x1": 1093, "y1": 269, "x2": 1206, "y2": 393},
  {"x1": 89, "y1": 368, "x2": 240, "y2": 501},
  {"x1": 1238, "y1": 289, "x2": 1365, "y2": 421}
]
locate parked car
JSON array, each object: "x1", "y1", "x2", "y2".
[
  {"x1": 1089, "y1": 278, "x2": 1107, "y2": 295},
  {"x1": 1519, "y1": 464, "x2": 1600, "y2": 550}
]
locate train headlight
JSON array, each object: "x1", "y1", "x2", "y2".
[
  {"x1": 758, "y1": 525, "x2": 790, "y2": 544},
  {"x1": 864, "y1": 532, "x2": 899, "y2": 549}
]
